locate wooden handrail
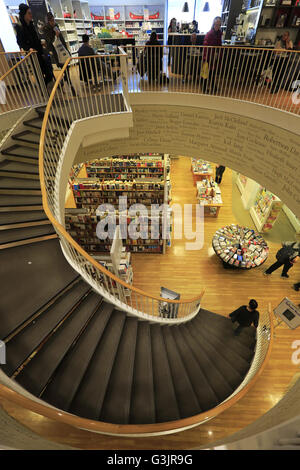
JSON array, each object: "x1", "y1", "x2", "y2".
[
  {"x1": 38, "y1": 56, "x2": 204, "y2": 306},
  {"x1": 0, "y1": 304, "x2": 273, "y2": 435},
  {"x1": 0, "y1": 51, "x2": 36, "y2": 81}
]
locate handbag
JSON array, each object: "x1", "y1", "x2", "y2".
[
  {"x1": 53, "y1": 37, "x2": 70, "y2": 64},
  {"x1": 200, "y1": 61, "x2": 209, "y2": 80}
]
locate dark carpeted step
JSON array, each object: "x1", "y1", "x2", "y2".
[
  {"x1": 0, "y1": 210, "x2": 47, "y2": 226},
  {"x1": 130, "y1": 322, "x2": 156, "y2": 424},
  {"x1": 199, "y1": 320, "x2": 256, "y2": 364},
  {"x1": 2, "y1": 280, "x2": 89, "y2": 376},
  {"x1": 189, "y1": 321, "x2": 246, "y2": 390},
  {"x1": 170, "y1": 326, "x2": 219, "y2": 412},
  {"x1": 15, "y1": 292, "x2": 101, "y2": 396},
  {"x1": 23, "y1": 117, "x2": 43, "y2": 132},
  {"x1": 0, "y1": 177, "x2": 40, "y2": 190},
  {"x1": 0, "y1": 223, "x2": 55, "y2": 246},
  {"x1": 0, "y1": 238, "x2": 78, "y2": 338},
  {"x1": 69, "y1": 310, "x2": 126, "y2": 420},
  {"x1": 162, "y1": 326, "x2": 201, "y2": 418},
  {"x1": 12, "y1": 131, "x2": 40, "y2": 147},
  {"x1": 100, "y1": 316, "x2": 138, "y2": 424},
  {"x1": 0, "y1": 195, "x2": 42, "y2": 207},
  {"x1": 196, "y1": 309, "x2": 256, "y2": 340},
  {"x1": 181, "y1": 323, "x2": 234, "y2": 403},
  {"x1": 1, "y1": 145, "x2": 38, "y2": 160},
  {"x1": 0, "y1": 161, "x2": 39, "y2": 175},
  {"x1": 151, "y1": 324, "x2": 180, "y2": 423},
  {"x1": 41, "y1": 301, "x2": 113, "y2": 411}
]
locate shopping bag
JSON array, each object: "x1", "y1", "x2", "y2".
[
  {"x1": 53, "y1": 37, "x2": 70, "y2": 64},
  {"x1": 200, "y1": 61, "x2": 209, "y2": 80}
]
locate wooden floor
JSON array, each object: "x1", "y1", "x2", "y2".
[{"x1": 1, "y1": 156, "x2": 300, "y2": 449}]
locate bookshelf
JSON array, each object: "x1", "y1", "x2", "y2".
[
  {"x1": 221, "y1": 0, "x2": 244, "y2": 40},
  {"x1": 66, "y1": 154, "x2": 171, "y2": 254},
  {"x1": 250, "y1": 187, "x2": 282, "y2": 231},
  {"x1": 196, "y1": 177, "x2": 223, "y2": 217}
]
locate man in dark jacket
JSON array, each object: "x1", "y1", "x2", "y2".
[
  {"x1": 202, "y1": 16, "x2": 222, "y2": 94},
  {"x1": 78, "y1": 35, "x2": 112, "y2": 86},
  {"x1": 229, "y1": 299, "x2": 259, "y2": 336},
  {"x1": 15, "y1": 4, "x2": 54, "y2": 87},
  {"x1": 43, "y1": 12, "x2": 76, "y2": 96},
  {"x1": 264, "y1": 242, "x2": 300, "y2": 278}
]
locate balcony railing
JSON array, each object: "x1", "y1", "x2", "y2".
[{"x1": 0, "y1": 51, "x2": 48, "y2": 114}]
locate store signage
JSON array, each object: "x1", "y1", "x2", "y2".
[
  {"x1": 144, "y1": 9, "x2": 149, "y2": 21},
  {"x1": 274, "y1": 298, "x2": 300, "y2": 330},
  {"x1": 27, "y1": 0, "x2": 48, "y2": 37}
]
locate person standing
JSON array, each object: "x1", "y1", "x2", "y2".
[
  {"x1": 264, "y1": 242, "x2": 299, "y2": 278},
  {"x1": 145, "y1": 32, "x2": 163, "y2": 84},
  {"x1": 270, "y1": 31, "x2": 293, "y2": 94},
  {"x1": 202, "y1": 16, "x2": 223, "y2": 94},
  {"x1": 43, "y1": 12, "x2": 76, "y2": 96},
  {"x1": 229, "y1": 299, "x2": 260, "y2": 336},
  {"x1": 15, "y1": 4, "x2": 54, "y2": 89},
  {"x1": 215, "y1": 165, "x2": 225, "y2": 184}
]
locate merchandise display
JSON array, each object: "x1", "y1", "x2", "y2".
[
  {"x1": 196, "y1": 178, "x2": 223, "y2": 217},
  {"x1": 191, "y1": 158, "x2": 213, "y2": 185},
  {"x1": 250, "y1": 188, "x2": 282, "y2": 232},
  {"x1": 236, "y1": 173, "x2": 248, "y2": 193},
  {"x1": 212, "y1": 224, "x2": 269, "y2": 269}
]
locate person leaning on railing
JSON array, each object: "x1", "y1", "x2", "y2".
[
  {"x1": 270, "y1": 31, "x2": 293, "y2": 94},
  {"x1": 14, "y1": 3, "x2": 54, "y2": 91},
  {"x1": 145, "y1": 31, "x2": 163, "y2": 84},
  {"x1": 43, "y1": 12, "x2": 76, "y2": 96},
  {"x1": 201, "y1": 16, "x2": 223, "y2": 94}
]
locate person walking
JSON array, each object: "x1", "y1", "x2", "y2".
[
  {"x1": 15, "y1": 4, "x2": 54, "y2": 90},
  {"x1": 229, "y1": 299, "x2": 259, "y2": 336},
  {"x1": 270, "y1": 31, "x2": 293, "y2": 94},
  {"x1": 215, "y1": 165, "x2": 225, "y2": 184},
  {"x1": 43, "y1": 12, "x2": 76, "y2": 96},
  {"x1": 264, "y1": 242, "x2": 299, "y2": 278},
  {"x1": 201, "y1": 16, "x2": 223, "y2": 94}
]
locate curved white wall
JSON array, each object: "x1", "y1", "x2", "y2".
[{"x1": 72, "y1": 93, "x2": 300, "y2": 219}]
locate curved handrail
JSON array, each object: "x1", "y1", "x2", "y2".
[
  {"x1": 38, "y1": 54, "x2": 204, "y2": 321},
  {"x1": 0, "y1": 50, "x2": 47, "y2": 114},
  {"x1": 0, "y1": 303, "x2": 273, "y2": 436}
]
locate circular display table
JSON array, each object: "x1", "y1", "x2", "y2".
[{"x1": 212, "y1": 224, "x2": 269, "y2": 269}]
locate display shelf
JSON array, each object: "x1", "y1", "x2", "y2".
[
  {"x1": 196, "y1": 178, "x2": 223, "y2": 217},
  {"x1": 250, "y1": 187, "x2": 282, "y2": 232},
  {"x1": 191, "y1": 158, "x2": 213, "y2": 185},
  {"x1": 212, "y1": 224, "x2": 269, "y2": 268}
]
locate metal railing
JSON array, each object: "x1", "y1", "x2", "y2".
[
  {"x1": 0, "y1": 51, "x2": 48, "y2": 114},
  {"x1": 125, "y1": 45, "x2": 300, "y2": 115},
  {"x1": 39, "y1": 52, "x2": 204, "y2": 322}
]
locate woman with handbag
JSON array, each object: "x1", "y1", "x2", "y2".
[
  {"x1": 201, "y1": 16, "x2": 223, "y2": 94},
  {"x1": 43, "y1": 12, "x2": 76, "y2": 96}
]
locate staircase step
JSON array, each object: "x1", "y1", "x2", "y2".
[
  {"x1": 2, "y1": 145, "x2": 38, "y2": 160},
  {"x1": 151, "y1": 324, "x2": 180, "y2": 423},
  {"x1": 130, "y1": 322, "x2": 156, "y2": 424},
  {"x1": 0, "y1": 223, "x2": 54, "y2": 245},
  {"x1": 199, "y1": 321, "x2": 256, "y2": 365},
  {"x1": 181, "y1": 322, "x2": 234, "y2": 402},
  {"x1": 100, "y1": 316, "x2": 138, "y2": 424},
  {"x1": 190, "y1": 320, "x2": 245, "y2": 390},
  {"x1": 2, "y1": 280, "x2": 89, "y2": 376},
  {"x1": 0, "y1": 211, "x2": 47, "y2": 225},
  {"x1": 23, "y1": 117, "x2": 43, "y2": 132},
  {"x1": 69, "y1": 310, "x2": 126, "y2": 420},
  {"x1": 15, "y1": 292, "x2": 100, "y2": 396},
  {"x1": 41, "y1": 301, "x2": 113, "y2": 411},
  {"x1": 35, "y1": 106, "x2": 46, "y2": 118},
  {"x1": 0, "y1": 195, "x2": 42, "y2": 207},
  {"x1": 170, "y1": 326, "x2": 219, "y2": 412},
  {"x1": 0, "y1": 177, "x2": 40, "y2": 190},
  {"x1": 196, "y1": 309, "x2": 256, "y2": 340},
  {"x1": 162, "y1": 326, "x2": 201, "y2": 418},
  {"x1": 0, "y1": 161, "x2": 38, "y2": 175},
  {"x1": 0, "y1": 238, "x2": 78, "y2": 338},
  {"x1": 12, "y1": 131, "x2": 40, "y2": 148}
]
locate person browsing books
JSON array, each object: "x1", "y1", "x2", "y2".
[
  {"x1": 264, "y1": 242, "x2": 300, "y2": 278},
  {"x1": 229, "y1": 299, "x2": 259, "y2": 336}
]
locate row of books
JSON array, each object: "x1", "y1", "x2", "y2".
[
  {"x1": 73, "y1": 181, "x2": 164, "y2": 191},
  {"x1": 86, "y1": 160, "x2": 163, "y2": 168}
]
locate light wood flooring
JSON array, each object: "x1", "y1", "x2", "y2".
[{"x1": 1, "y1": 156, "x2": 300, "y2": 449}]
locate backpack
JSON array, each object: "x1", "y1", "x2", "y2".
[{"x1": 276, "y1": 242, "x2": 297, "y2": 263}]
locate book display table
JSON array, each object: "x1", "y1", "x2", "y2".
[
  {"x1": 212, "y1": 224, "x2": 269, "y2": 269},
  {"x1": 191, "y1": 158, "x2": 213, "y2": 186},
  {"x1": 196, "y1": 179, "x2": 222, "y2": 217}
]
